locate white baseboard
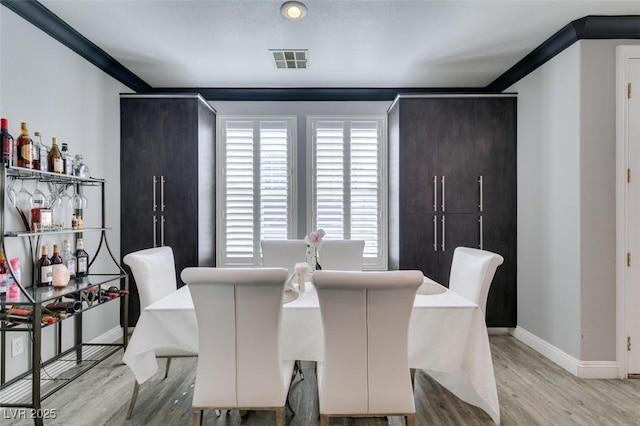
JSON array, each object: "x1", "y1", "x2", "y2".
[
  {"x1": 89, "y1": 326, "x2": 123, "y2": 345},
  {"x1": 513, "y1": 326, "x2": 619, "y2": 379}
]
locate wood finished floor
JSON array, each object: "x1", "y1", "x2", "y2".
[{"x1": 3, "y1": 335, "x2": 640, "y2": 425}]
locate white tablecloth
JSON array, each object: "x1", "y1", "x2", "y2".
[{"x1": 122, "y1": 279, "x2": 500, "y2": 424}]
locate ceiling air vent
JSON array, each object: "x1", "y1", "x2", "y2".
[{"x1": 270, "y1": 49, "x2": 308, "y2": 69}]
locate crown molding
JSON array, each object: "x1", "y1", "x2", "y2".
[
  {"x1": 3, "y1": 2, "x2": 639, "y2": 100},
  {"x1": 486, "y1": 15, "x2": 640, "y2": 92}
]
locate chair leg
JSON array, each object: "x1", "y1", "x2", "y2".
[
  {"x1": 125, "y1": 380, "x2": 140, "y2": 419},
  {"x1": 406, "y1": 413, "x2": 416, "y2": 426},
  {"x1": 320, "y1": 413, "x2": 329, "y2": 426},
  {"x1": 164, "y1": 357, "x2": 172, "y2": 379},
  {"x1": 410, "y1": 368, "x2": 416, "y2": 389},
  {"x1": 276, "y1": 407, "x2": 285, "y2": 426},
  {"x1": 193, "y1": 409, "x2": 203, "y2": 426}
]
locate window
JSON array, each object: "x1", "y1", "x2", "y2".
[
  {"x1": 309, "y1": 117, "x2": 387, "y2": 269},
  {"x1": 217, "y1": 117, "x2": 296, "y2": 266},
  {"x1": 217, "y1": 115, "x2": 387, "y2": 270}
]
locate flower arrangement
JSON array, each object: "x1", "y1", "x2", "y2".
[
  {"x1": 304, "y1": 228, "x2": 325, "y2": 270},
  {"x1": 304, "y1": 228, "x2": 325, "y2": 249}
]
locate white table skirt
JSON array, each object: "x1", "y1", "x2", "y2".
[{"x1": 123, "y1": 279, "x2": 500, "y2": 424}]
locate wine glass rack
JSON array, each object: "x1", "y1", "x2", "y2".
[{"x1": 0, "y1": 164, "x2": 128, "y2": 426}]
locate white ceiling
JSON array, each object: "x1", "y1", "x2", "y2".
[{"x1": 39, "y1": 0, "x2": 640, "y2": 89}]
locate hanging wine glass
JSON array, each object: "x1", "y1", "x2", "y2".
[
  {"x1": 16, "y1": 180, "x2": 33, "y2": 211},
  {"x1": 32, "y1": 180, "x2": 47, "y2": 208},
  {"x1": 6, "y1": 178, "x2": 17, "y2": 208},
  {"x1": 72, "y1": 185, "x2": 86, "y2": 210}
]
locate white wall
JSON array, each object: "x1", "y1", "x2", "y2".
[
  {"x1": 512, "y1": 39, "x2": 640, "y2": 363},
  {"x1": 1, "y1": 7, "x2": 132, "y2": 379},
  {"x1": 511, "y1": 44, "x2": 582, "y2": 358}
]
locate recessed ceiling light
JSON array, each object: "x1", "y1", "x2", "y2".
[{"x1": 281, "y1": 1, "x2": 307, "y2": 20}]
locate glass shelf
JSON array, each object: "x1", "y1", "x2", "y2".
[
  {"x1": 4, "y1": 227, "x2": 111, "y2": 238},
  {"x1": 6, "y1": 166, "x2": 104, "y2": 184},
  {"x1": 0, "y1": 274, "x2": 126, "y2": 306}
]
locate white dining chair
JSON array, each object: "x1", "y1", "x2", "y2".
[
  {"x1": 123, "y1": 246, "x2": 195, "y2": 419},
  {"x1": 448, "y1": 246, "x2": 504, "y2": 314},
  {"x1": 261, "y1": 239, "x2": 308, "y2": 272},
  {"x1": 181, "y1": 267, "x2": 296, "y2": 426},
  {"x1": 317, "y1": 239, "x2": 365, "y2": 270},
  {"x1": 312, "y1": 270, "x2": 423, "y2": 426}
]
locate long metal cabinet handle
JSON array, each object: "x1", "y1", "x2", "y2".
[
  {"x1": 153, "y1": 176, "x2": 157, "y2": 212},
  {"x1": 441, "y1": 176, "x2": 445, "y2": 212},
  {"x1": 160, "y1": 176, "x2": 165, "y2": 212},
  {"x1": 479, "y1": 216, "x2": 484, "y2": 250},
  {"x1": 153, "y1": 216, "x2": 158, "y2": 248},
  {"x1": 433, "y1": 215, "x2": 437, "y2": 251},
  {"x1": 433, "y1": 176, "x2": 438, "y2": 211},
  {"x1": 161, "y1": 215, "x2": 165, "y2": 246},
  {"x1": 479, "y1": 175, "x2": 483, "y2": 212},
  {"x1": 441, "y1": 215, "x2": 446, "y2": 252}
]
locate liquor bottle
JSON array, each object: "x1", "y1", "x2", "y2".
[
  {"x1": 75, "y1": 238, "x2": 89, "y2": 277},
  {"x1": 51, "y1": 244, "x2": 63, "y2": 266},
  {"x1": 48, "y1": 137, "x2": 64, "y2": 173},
  {"x1": 32, "y1": 131, "x2": 48, "y2": 171},
  {"x1": 16, "y1": 122, "x2": 33, "y2": 169},
  {"x1": 36, "y1": 245, "x2": 53, "y2": 287},
  {"x1": 62, "y1": 239, "x2": 76, "y2": 278},
  {"x1": 1, "y1": 118, "x2": 14, "y2": 166},
  {"x1": 61, "y1": 143, "x2": 73, "y2": 175},
  {"x1": 0, "y1": 251, "x2": 7, "y2": 297}
]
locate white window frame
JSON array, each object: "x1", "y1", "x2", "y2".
[
  {"x1": 216, "y1": 115, "x2": 298, "y2": 266},
  {"x1": 307, "y1": 116, "x2": 388, "y2": 270}
]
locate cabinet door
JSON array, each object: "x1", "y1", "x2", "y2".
[
  {"x1": 399, "y1": 213, "x2": 439, "y2": 278},
  {"x1": 398, "y1": 99, "x2": 439, "y2": 215},
  {"x1": 476, "y1": 98, "x2": 517, "y2": 214},
  {"x1": 437, "y1": 213, "x2": 480, "y2": 286},
  {"x1": 482, "y1": 212, "x2": 516, "y2": 326},
  {"x1": 438, "y1": 99, "x2": 479, "y2": 214},
  {"x1": 156, "y1": 99, "x2": 199, "y2": 284}
]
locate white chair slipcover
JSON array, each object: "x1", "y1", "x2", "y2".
[
  {"x1": 261, "y1": 239, "x2": 308, "y2": 272},
  {"x1": 181, "y1": 267, "x2": 295, "y2": 426},
  {"x1": 317, "y1": 239, "x2": 365, "y2": 271},
  {"x1": 448, "y1": 247, "x2": 504, "y2": 314},
  {"x1": 312, "y1": 270, "x2": 423, "y2": 426},
  {"x1": 123, "y1": 246, "x2": 192, "y2": 419}
]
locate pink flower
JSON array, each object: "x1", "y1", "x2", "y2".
[{"x1": 305, "y1": 228, "x2": 325, "y2": 248}]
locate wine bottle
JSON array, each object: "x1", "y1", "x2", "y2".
[
  {"x1": 62, "y1": 239, "x2": 76, "y2": 278},
  {"x1": 51, "y1": 244, "x2": 63, "y2": 265},
  {"x1": 16, "y1": 122, "x2": 33, "y2": 169},
  {"x1": 48, "y1": 137, "x2": 64, "y2": 173},
  {"x1": 61, "y1": 142, "x2": 73, "y2": 175},
  {"x1": 46, "y1": 301, "x2": 81, "y2": 313},
  {"x1": 1, "y1": 118, "x2": 14, "y2": 166},
  {"x1": 75, "y1": 238, "x2": 89, "y2": 277},
  {"x1": 36, "y1": 245, "x2": 53, "y2": 287}
]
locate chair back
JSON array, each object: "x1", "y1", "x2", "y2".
[
  {"x1": 318, "y1": 240, "x2": 365, "y2": 271},
  {"x1": 123, "y1": 246, "x2": 177, "y2": 310},
  {"x1": 312, "y1": 270, "x2": 423, "y2": 415},
  {"x1": 181, "y1": 267, "x2": 289, "y2": 409},
  {"x1": 261, "y1": 239, "x2": 307, "y2": 272},
  {"x1": 448, "y1": 247, "x2": 504, "y2": 314}
]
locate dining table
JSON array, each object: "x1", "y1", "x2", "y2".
[{"x1": 122, "y1": 276, "x2": 500, "y2": 424}]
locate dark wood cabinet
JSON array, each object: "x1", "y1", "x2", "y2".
[
  {"x1": 120, "y1": 94, "x2": 216, "y2": 326},
  {"x1": 389, "y1": 95, "x2": 517, "y2": 326}
]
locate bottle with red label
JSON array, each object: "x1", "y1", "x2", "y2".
[{"x1": 1, "y1": 118, "x2": 14, "y2": 166}]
